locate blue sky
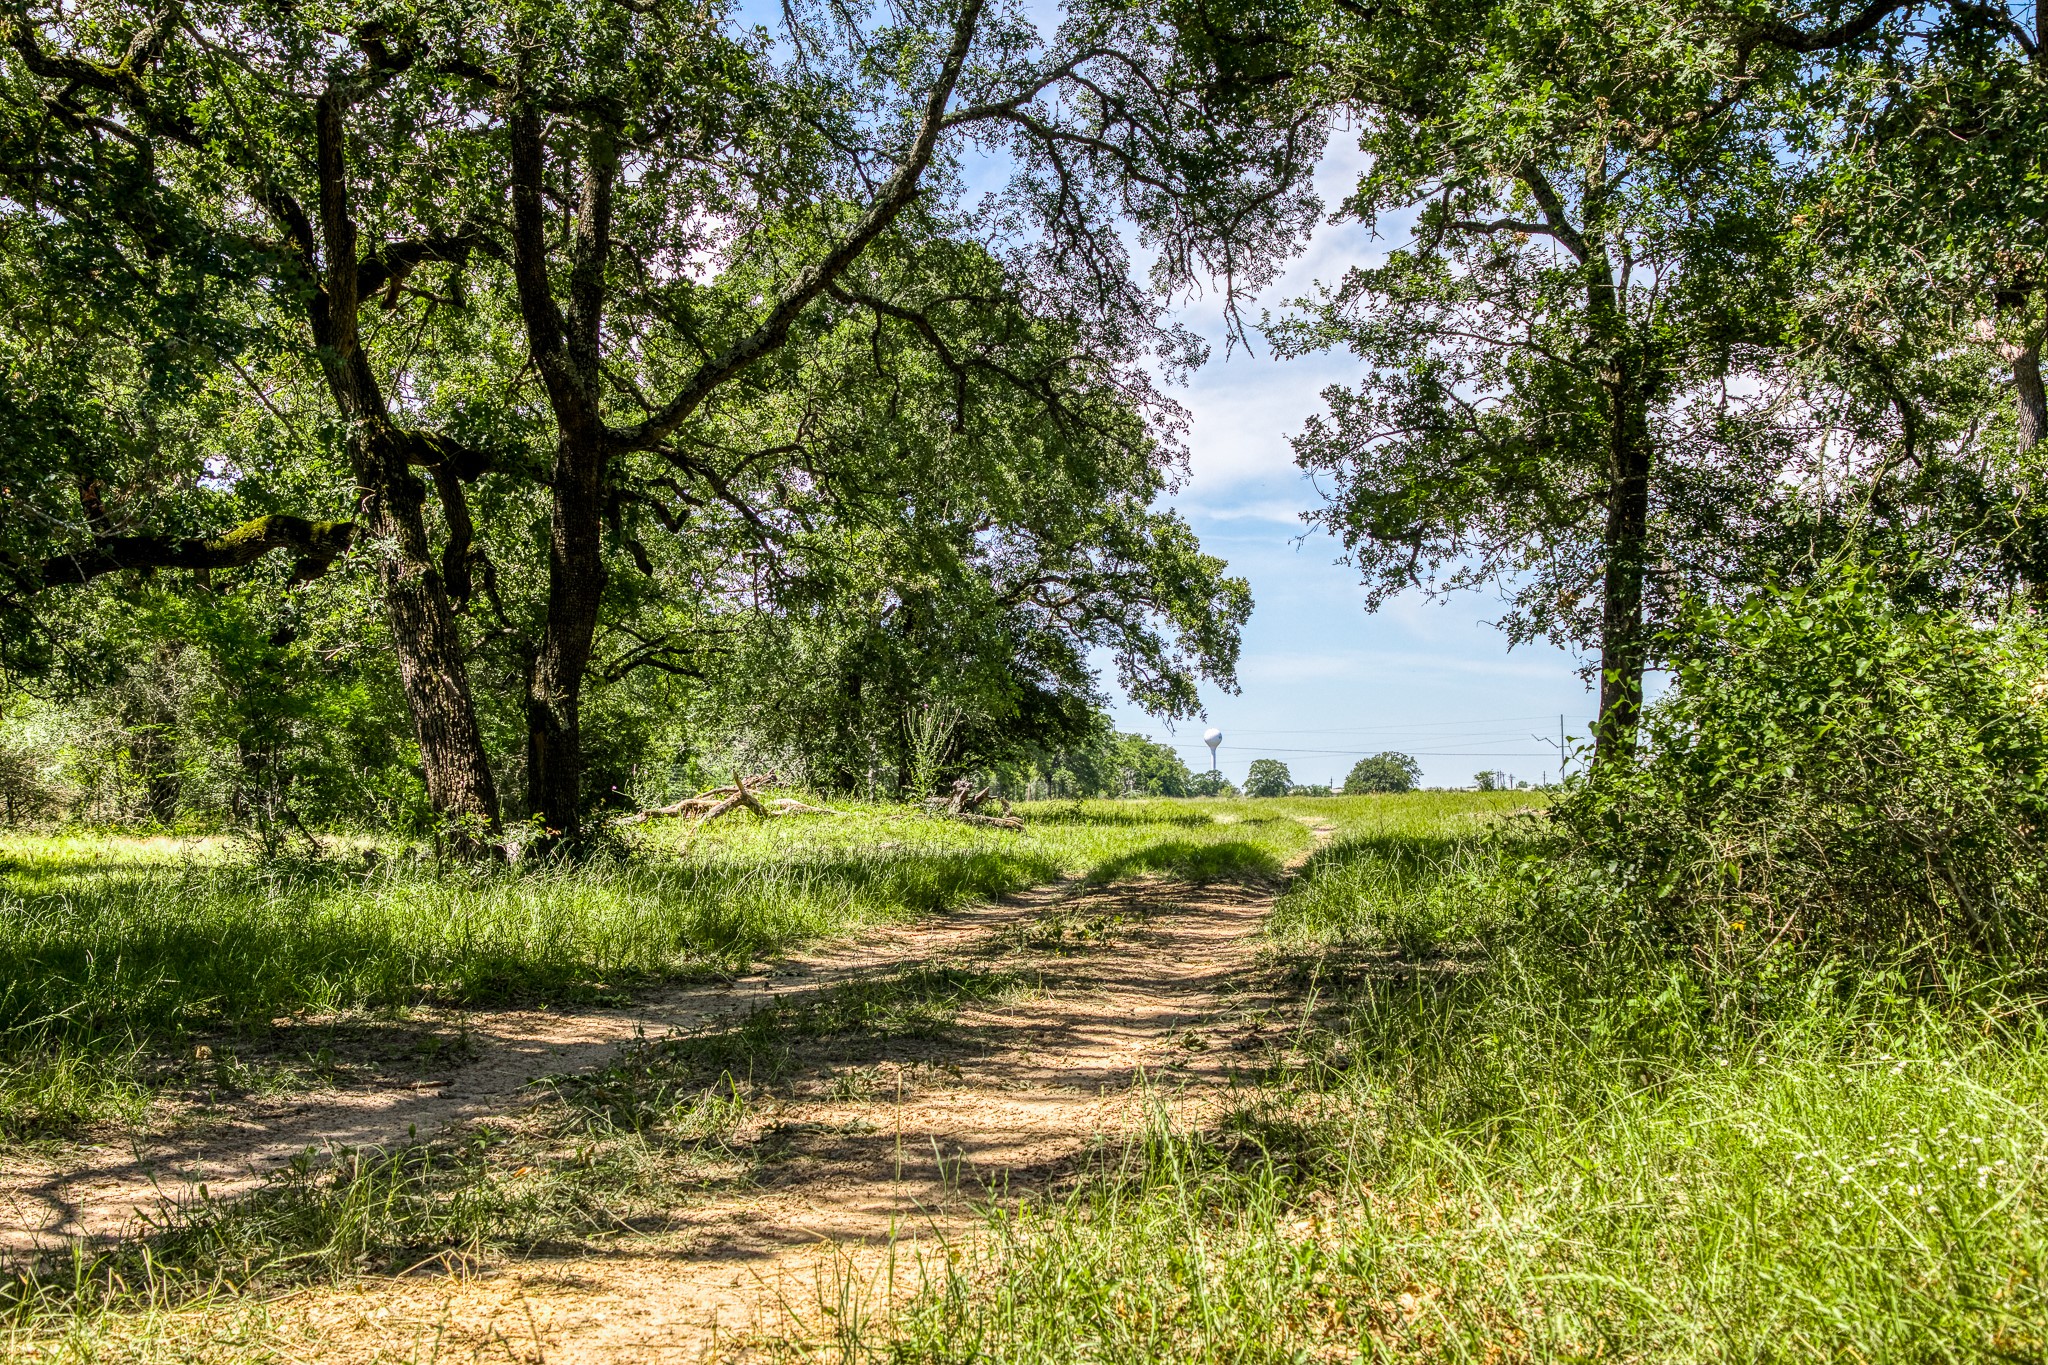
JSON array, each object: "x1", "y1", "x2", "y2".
[{"x1": 1098, "y1": 146, "x2": 1604, "y2": 790}]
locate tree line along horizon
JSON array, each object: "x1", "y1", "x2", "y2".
[{"x1": 2, "y1": 0, "x2": 2043, "y2": 849}]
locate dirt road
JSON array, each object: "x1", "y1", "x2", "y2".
[{"x1": 2, "y1": 826, "x2": 1329, "y2": 1362}]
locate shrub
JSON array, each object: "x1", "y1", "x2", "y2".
[
  {"x1": 1554, "y1": 569, "x2": 2048, "y2": 965},
  {"x1": 0, "y1": 745, "x2": 60, "y2": 827}
]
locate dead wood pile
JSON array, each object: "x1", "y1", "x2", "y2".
[
  {"x1": 923, "y1": 777, "x2": 1023, "y2": 829},
  {"x1": 614, "y1": 772, "x2": 844, "y2": 827}
]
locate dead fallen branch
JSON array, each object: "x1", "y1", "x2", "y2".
[
  {"x1": 613, "y1": 773, "x2": 846, "y2": 827},
  {"x1": 950, "y1": 810, "x2": 1025, "y2": 829},
  {"x1": 923, "y1": 778, "x2": 1023, "y2": 829},
  {"x1": 692, "y1": 773, "x2": 773, "y2": 827},
  {"x1": 766, "y1": 797, "x2": 846, "y2": 816}
]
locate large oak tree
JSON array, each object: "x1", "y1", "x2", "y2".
[{"x1": 3, "y1": 0, "x2": 1317, "y2": 845}]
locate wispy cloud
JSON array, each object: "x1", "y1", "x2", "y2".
[
  {"x1": 1174, "y1": 498, "x2": 1308, "y2": 525},
  {"x1": 1239, "y1": 649, "x2": 1572, "y2": 685}
]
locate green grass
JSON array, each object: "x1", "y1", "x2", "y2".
[
  {"x1": 0, "y1": 930, "x2": 1048, "y2": 1350},
  {"x1": 857, "y1": 792, "x2": 2048, "y2": 1363},
  {"x1": 42, "y1": 792, "x2": 2044, "y2": 1359},
  {"x1": 1267, "y1": 789, "x2": 1543, "y2": 952},
  {"x1": 0, "y1": 799, "x2": 1308, "y2": 1139}
]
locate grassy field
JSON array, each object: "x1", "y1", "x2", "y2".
[
  {"x1": 0, "y1": 799, "x2": 1309, "y2": 1141},
  {"x1": 6, "y1": 791, "x2": 2045, "y2": 1362}
]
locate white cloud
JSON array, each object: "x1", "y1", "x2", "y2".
[
  {"x1": 1173, "y1": 497, "x2": 1308, "y2": 525},
  {"x1": 1239, "y1": 648, "x2": 1571, "y2": 685}
]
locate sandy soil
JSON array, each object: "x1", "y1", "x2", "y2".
[{"x1": 2, "y1": 823, "x2": 1330, "y2": 1362}]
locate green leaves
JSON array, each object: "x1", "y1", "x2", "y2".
[
  {"x1": 1271, "y1": 0, "x2": 1813, "y2": 716},
  {"x1": 1556, "y1": 565, "x2": 2048, "y2": 964},
  {"x1": 1344, "y1": 752, "x2": 1421, "y2": 794},
  {"x1": 1244, "y1": 757, "x2": 1291, "y2": 797}
]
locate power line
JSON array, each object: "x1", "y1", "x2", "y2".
[
  {"x1": 1189, "y1": 715, "x2": 1576, "y2": 734},
  {"x1": 1161, "y1": 746, "x2": 1563, "y2": 758}
]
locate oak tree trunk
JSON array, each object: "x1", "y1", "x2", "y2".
[
  {"x1": 2003, "y1": 339, "x2": 2048, "y2": 605},
  {"x1": 360, "y1": 432, "x2": 502, "y2": 838},
  {"x1": 313, "y1": 90, "x2": 499, "y2": 844},
  {"x1": 2014, "y1": 342, "x2": 2046, "y2": 456},
  {"x1": 1594, "y1": 370, "x2": 1653, "y2": 768},
  {"x1": 509, "y1": 119, "x2": 617, "y2": 851},
  {"x1": 525, "y1": 430, "x2": 607, "y2": 844},
  {"x1": 1578, "y1": 187, "x2": 1653, "y2": 770}
]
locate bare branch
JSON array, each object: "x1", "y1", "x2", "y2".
[{"x1": 614, "y1": 0, "x2": 987, "y2": 451}]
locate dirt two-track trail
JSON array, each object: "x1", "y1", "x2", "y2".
[{"x1": 2, "y1": 822, "x2": 1333, "y2": 1362}]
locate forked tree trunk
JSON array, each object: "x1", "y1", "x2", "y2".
[
  {"x1": 501, "y1": 5, "x2": 974, "y2": 847},
  {"x1": 510, "y1": 118, "x2": 616, "y2": 850},
  {"x1": 312, "y1": 90, "x2": 499, "y2": 844}
]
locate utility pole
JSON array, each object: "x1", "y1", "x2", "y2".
[{"x1": 1535, "y1": 714, "x2": 1570, "y2": 783}]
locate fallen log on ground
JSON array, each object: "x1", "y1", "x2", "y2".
[
  {"x1": 765, "y1": 797, "x2": 846, "y2": 816},
  {"x1": 613, "y1": 773, "x2": 846, "y2": 827},
  {"x1": 922, "y1": 778, "x2": 1022, "y2": 828}
]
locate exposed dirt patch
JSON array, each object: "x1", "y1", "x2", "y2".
[{"x1": 3, "y1": 824, "x2": 1333, "y2": 1361}]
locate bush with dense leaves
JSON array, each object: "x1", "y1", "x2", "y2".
[{"x1": 1554, "y1": 570, "x2": 2048, "y2": 965}]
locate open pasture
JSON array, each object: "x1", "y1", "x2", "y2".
[{"x1": 3, "y1": 791, "x2": 2044, "y2": 1365}]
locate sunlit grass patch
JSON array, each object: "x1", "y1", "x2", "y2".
[
  {"x1": 0, "y1": 800, "x2": 1300, "y2": 1139},
  {"x1": 882, "y1": 1030, "x2": 2048, "y2": 1361}
]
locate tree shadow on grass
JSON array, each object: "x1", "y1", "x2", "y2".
[
  {"x1": 0, "y1": 850, "x2": 1060, "y2": 1028},
  {"x1": 550, "y1": 964, "x2": 1031, "y2": 1120},
  {"x1": 0, "y1": 846, "x2": 1066, "y2": 1141},
  {"x1": 0, "y1": 958, "x2": 1038, "y2": 1304},
  {"x1": 1016, "y1": 805, "x2": 1218, "y2": 828}
]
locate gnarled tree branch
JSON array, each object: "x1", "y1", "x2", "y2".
[{"x1": 35, "y1": 514, "x2": 354, "y2": 588}]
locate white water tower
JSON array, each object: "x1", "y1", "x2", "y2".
[{"x1": 1203, "y1": 727, "x2": 1222, "y2": 774}]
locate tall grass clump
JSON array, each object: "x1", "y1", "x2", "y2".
[
  {"x1": 884, "y1": 975, "x2": 2048, "y2": 1362},
  {"x1": 1268, "y1": 790, "x2": 1541, "y2": 953}
]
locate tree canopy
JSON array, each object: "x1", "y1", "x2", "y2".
[
  {"x1": 1344, "y1": 752, "x2": 1420, "y2": 794},
  {"x1": 1255, "y1": 0, "x2": 2048, "y2": 762},
  {"x1": 1243, "y1": 757, "x2": 1292, "y2": 797},
  {"x1": 0, "y1": 0, "x2": 1323, "y2": 842}
]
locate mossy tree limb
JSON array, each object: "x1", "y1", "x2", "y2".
[{"x1": 35, "y1": 515, "x2": 355, "y2": 589}]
